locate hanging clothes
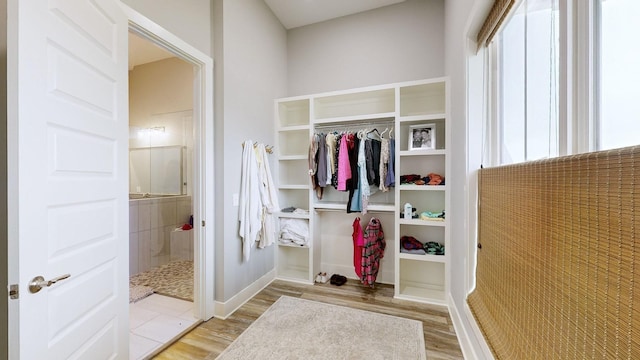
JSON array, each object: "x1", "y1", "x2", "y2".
[
  {"x1": 379, "y1": 137, "x2": 389, "y2": 192},
  {"x1": 357, "y1": 133, "x2": 370, "y2": 214},
  {"x1": 316, "y1": 133, "x2": 328, "y2": 187},
  {"x1": 347, "y1": 134, "x2": 361, "y2": 213},
  {"x1": 238, "y1": 140, "x2": 262, "y2": 262},
  {"x1": 360, "y1": 217, "x2": 385, "y2": 286},
  {"x1": 325, "y1": 133, "x2": 337, "y2": 185},
  {"x1": 308, "y1": 134, "x2": 323, "y2": 199},
  {"x1": 352, "y1": 217, "x2": 364, "y2": 279},
  {"x1": 254, "y1": 143, "x2": 280, "y2": 249},
  {"x1": 330, "y1": 133, "x2": 342, "y2": 188},
  {"x1": 337, "y1": 134, "x2": 351, "y2": 191},
  {"x1": 385, "y1": 138, "x2": 395, "y2": 188}
]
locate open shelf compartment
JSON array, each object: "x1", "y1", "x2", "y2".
[{"x1": 396, "y1": 258, "x2": 446, "y2": 303}]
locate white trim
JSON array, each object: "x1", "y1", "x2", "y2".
[
  {"x1": 559, "y1": 0, "x2": 572, "y2": 156},
  {"x1": 119, "y1": 3, "x2": 216, "y2": 320},
  {"x1": 448, "y1": 293, "x2": 496, "y2": 360},
  {"x1": 214, "y1": 270, "x2": 277, "y2": 320},
  {"x1": 574, "y1": 0, "x2": 598, "y2": 154}
]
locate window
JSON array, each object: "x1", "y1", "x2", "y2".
[
  {"x1": 598, "y1": 0, "x2": 640, "y2": 150},
  {"x1": 488, "y1": 0, "x2": 640, "y2": 165},
  {"x1": 497, "y1": 0, "x2": 559, "y2": 164}
]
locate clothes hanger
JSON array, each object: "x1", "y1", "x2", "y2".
[{"x1": 366, "y1": 128, "x2": 381, "y2": 140}]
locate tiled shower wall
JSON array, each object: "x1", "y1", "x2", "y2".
[{"x1": 129, "y1": 195, "x2": 192, "y2": 276}]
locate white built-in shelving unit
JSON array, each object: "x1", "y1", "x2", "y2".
[{"x1": 274, "y1": 78, "x2": 450, "y2": 305}]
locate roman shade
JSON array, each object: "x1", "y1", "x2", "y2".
[
  {"x1": 477, "y1": 0, "x2": 516, "y2": 47},
  {"x1": 468, "y1": 146, "x2": 640, "y2": 358}
]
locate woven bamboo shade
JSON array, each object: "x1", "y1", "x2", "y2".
[
  {"x1": 477, "y1": 0, "x2": 515, "y2": 47},
  {"x1": 468, "y1": 146, "x2": 640, "y2": 359}
]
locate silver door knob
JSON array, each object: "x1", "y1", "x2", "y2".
[{"x1": 29, "y1": 274, "x2": 71, "y2": 293}]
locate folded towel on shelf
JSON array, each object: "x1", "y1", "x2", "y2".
[{"x1": 279, "y1": 218, "x2": 309, "y2": 246}]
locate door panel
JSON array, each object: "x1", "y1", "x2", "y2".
[{"x1": 8, "y1": 0, "x2": 129, "y2": 358}]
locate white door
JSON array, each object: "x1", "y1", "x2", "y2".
[{"x1": 7, "y1": 0, "x2": 129, "y2": 358}]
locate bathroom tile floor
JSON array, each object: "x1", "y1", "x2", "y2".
[{"x1": 129, "y1": 294, "x2": 199, "y2": 360}]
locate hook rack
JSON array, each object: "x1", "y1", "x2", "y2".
[{"x1": 241, "y1": 141, "x2": 273, "y2": 154}]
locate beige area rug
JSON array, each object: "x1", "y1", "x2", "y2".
[
  {"x1": 129, "y1": 260, "x2": 193, "y2": 302},
  {"x1": 215, "y1": 296, "x2": 426, "y2": 360}
]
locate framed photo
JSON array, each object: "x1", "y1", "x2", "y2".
[{"x1": 409, "y1": 124, "x2": 436, "y2": 150}]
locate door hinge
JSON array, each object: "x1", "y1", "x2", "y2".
[
  {"x1": 9, "y1": 284, "x2": 18, "y2": 299},
  {"x1": 201, "y1": 220, "x2": 205, "y2": 227}
]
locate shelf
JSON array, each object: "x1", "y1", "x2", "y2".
[
  {"x1": 314, "y1": 88, "x2": 395, "y2": 120},
  {"x1": 276, "y1": 211, "x2": 310, "y2": 219},
  {"x1": 314, "y1": 202, "x2": 395, "y2": 213},
  {"x1": 398, "y1": 252, "x2": 446, "y2": 263},
  {"x1": 278, "y1": 99, "x2": 309, "y2": 127},
  {"x1": 313, "y1": 112, "x2": 395, "y2": 125},
  {"x1": 276, "y1": 267, "x2": 312, "y2": 284},
  {"x1": 399, "y1": 184, "x2": 446, "y2": 191},
  {"x1": 399, "y1": 81, "x2": 446, "y2": 117},
  {"x1": 278, "y1": 185, "x2": 309, "y2": 190},
  {"x1": 278, "y1": 124, "x2": 310, "y2": 132},
  {"x1": 395, "y1": 285, "x2": 446, "y2": 304},
  {"x1": 398, "y1": 114, "x2": 446, "y2": 123},
  {"x1": 399, "y1": 149, "x2": 446, "y2": 156},
  {"x1": 278, "y1": 155, "x2": 307, "y2": 161},
  {"x1": 398, "y1": 218, "x2": 446, "y2": 227},
  {"x1": 278, "y1": 241, "x2": 310, "y2": 248}
]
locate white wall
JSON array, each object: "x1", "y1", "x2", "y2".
[
  {"x1": 213, "y1": 0, "x2": 287, "y2": 302},
  {"x1": 287, "y1": 0, "x2": 444, "y2": 96},
  {"x1": 120, "y1": 0, "x2": 211, "y2": 57},
  {"x1": 445, "y1": 0, "x2": 494, "y2": 358}
]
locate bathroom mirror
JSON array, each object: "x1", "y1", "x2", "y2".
[{"x1": 130, "y1": 145, "x2": 184, "y2": 196}]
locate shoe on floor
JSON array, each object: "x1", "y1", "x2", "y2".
[
  {"x1": 330, "y1": 274, "x2": 347, "y2": 286},
  {"x1": 316, "y1": 272, "x2": 329, "y2": 284}
]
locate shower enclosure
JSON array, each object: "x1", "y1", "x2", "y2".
[{"x1": 128, "y1": 110, "x2": 193, "y2": 276}]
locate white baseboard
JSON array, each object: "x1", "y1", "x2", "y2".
[
  {"x1": 213, "y1": 269, "x2": 276, "y2": 320},
  {"x1": 448, "y1": 293, "x2": 494, "y2": 360}
]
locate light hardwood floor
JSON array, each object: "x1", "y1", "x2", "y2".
[{"x1": 153, "y1": 279, "x2": 464, "y2": 359}]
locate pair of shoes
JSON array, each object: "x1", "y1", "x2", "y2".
[
  {"x1": 315, "y1": 272, "x2": 328, "y2": 284},
  {"x1": 330, "y1": 274, "x2": 347, "y2": 286}
]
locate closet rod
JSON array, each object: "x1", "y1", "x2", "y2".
[
  {"x1": 313, "y1": 121, "x2": 394, "y2": 131},
  {"x1": 313, "y1": 208, "x2": 393, "y2": 215}
]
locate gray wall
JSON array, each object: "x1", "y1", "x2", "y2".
[
  {"x1": 286, "y1": 0, "x2": 444, "y2": 96},
  {"x1": 214, "y1": 0, "x2": 287, "y2": 302}
]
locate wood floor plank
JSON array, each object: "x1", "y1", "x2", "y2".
[{"x1": 153, "y1": 279, "x2": 464, "y2": 359}]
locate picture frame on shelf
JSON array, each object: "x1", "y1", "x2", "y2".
[{"x1": 409, "y1": 124, "x2": 436, "y2": 151}]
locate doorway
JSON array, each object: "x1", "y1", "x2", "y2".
[{"x1": 123, "y1": 6, "x2": 215, "y2": 358}]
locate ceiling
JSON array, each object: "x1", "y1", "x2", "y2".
[
  {"x1": 264, "y1": 0, "x2": 406, "y2": 29},
  {"x1": 128, "y1": 32, "x2": 174, "y2": 70},
  {"x1": 128, "y1": 1, "x2": 407, "y2": 67}
]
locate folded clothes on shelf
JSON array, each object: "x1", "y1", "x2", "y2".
[{"x1": 399, "y1": 173, "x2": 445, "y2": 186}]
